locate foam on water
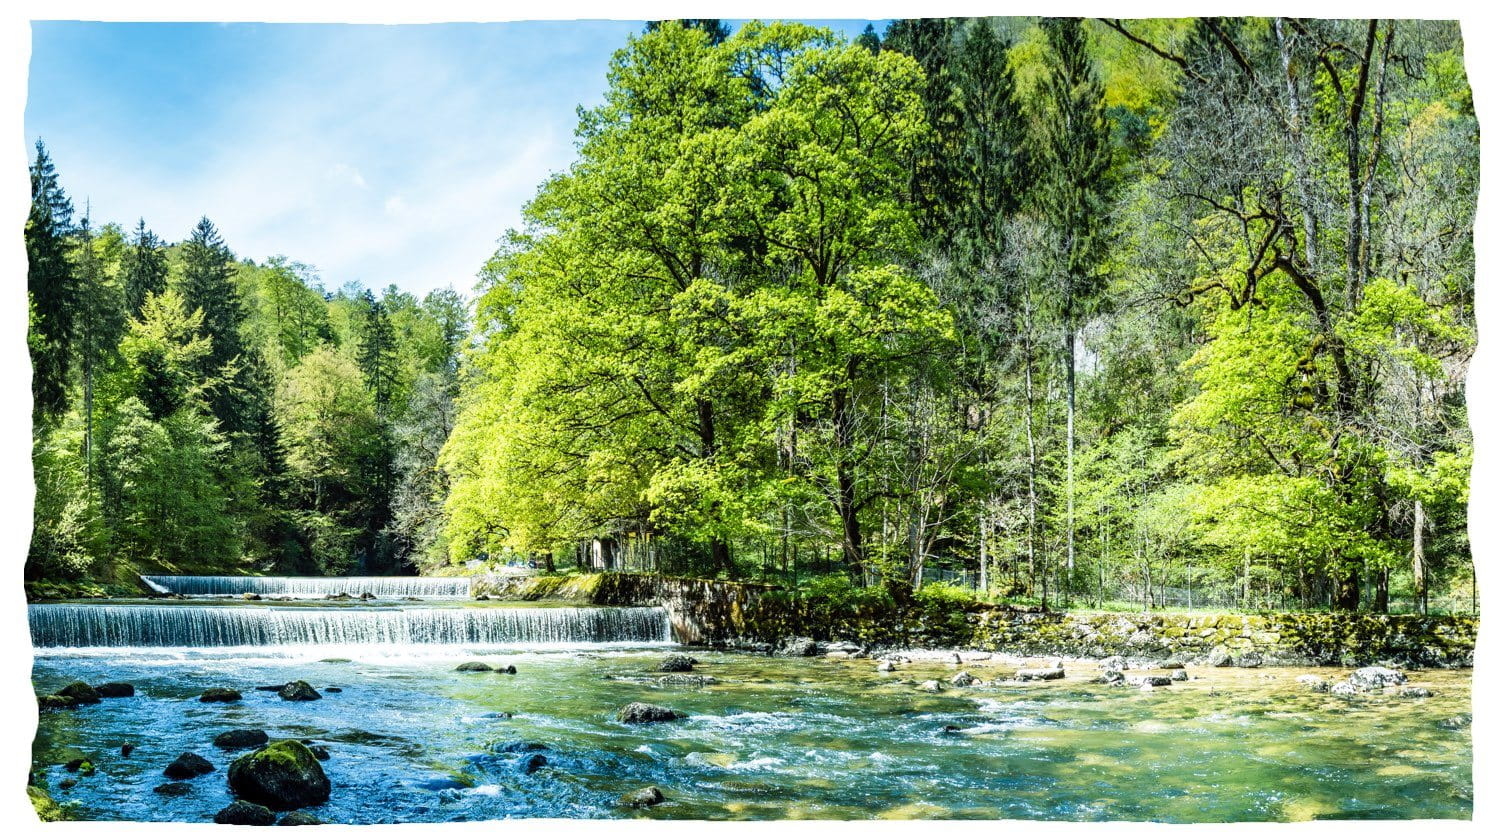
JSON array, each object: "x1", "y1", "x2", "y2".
[{"x1": 29, "y1": 603, "x2": 671, "y2": 649}]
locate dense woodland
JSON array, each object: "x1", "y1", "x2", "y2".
[{"x1": 27, "y1": 18, "x2": 1476, "y2": 613}]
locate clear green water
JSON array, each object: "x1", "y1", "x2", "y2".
[{"x1": 32, "y1": 645, "x2": 1472, "y2": 822}]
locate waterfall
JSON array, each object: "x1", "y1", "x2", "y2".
[
  {"x1": 139, "y1": 575, "x2": 474, "y2": 599},
  {"x1": 30, "y1": 604, "x2": 672, "y2": 648}
]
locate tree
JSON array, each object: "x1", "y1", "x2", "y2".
[
  {"x1": 27, "y1": 140, "x2": 79, "y2": 423},
  {"x1": 356, "y1": 290, "x2": 400, "y2": 419},
  {"x1": 121, "y1": 218, "x2": 168, "y2": 317}
]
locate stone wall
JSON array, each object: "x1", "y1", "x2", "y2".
[{"x1": 471, "y1": 572, "x2": 1477, "y2": 667}]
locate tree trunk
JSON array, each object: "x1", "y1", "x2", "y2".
[
  {"x1": 1333, "y1": 565, "x2": 1361, "y2": 612},
  {"x1": 1412, "y1": 499, "x2": 1427, "y2": 614},
  {"x1": 1374, "y1": 567, "x2": 1389, "y2": 614},
  {"x1": 1065, "y1": 324, "x2": 1076, "y2": 582}
]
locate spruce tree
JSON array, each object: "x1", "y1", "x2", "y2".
[
  {"x1": 356, "y1": 290, "x2": 399, "y2": 420},
  {"x1": 122, "y1": 218, "x2": 168, "y2": 317},
  {"x1": 179, "y1": 216, "x2": 253, "y2": 432},
  {"x1": 26, "y1": 140, "x2": 79, "y2": 423}
]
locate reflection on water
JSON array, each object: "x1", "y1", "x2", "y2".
[{"x1": 32, "y1": 645, "x2": 1472, "y2": 822}]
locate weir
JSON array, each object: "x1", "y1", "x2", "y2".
[
  {"x1": 29, "y1": 603, "x2": 672, "y2": 648},
  {"x1": 139, "y1": 575, "x2": 474, "y2": 599}
]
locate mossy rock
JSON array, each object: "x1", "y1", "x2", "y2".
[
  {"x1": 228, "y1": 739, "x2": 331, "y2": 810},
  {"x1": 28, "y1": 785, "x2": 69, "y2": 821},
  {"x1": 56, "y1": 682, "x2": 101, "y2": 705}
]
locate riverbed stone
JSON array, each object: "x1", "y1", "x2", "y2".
[
  {"x1": 199, "y1": 687, "x2": 242, "y2": 702},
  {"x1": 951, "y1": 671, "x2": 977, "y2": 688},
  {"x1": 121, "y1": 743, "x2": 134, "y2": 757},
  {"x1": 658, "y1": 674, "x2": 717, "y2": 687},
  {"x1": 228, "y1": 739, "x2": 331, "y2": 810},
  {"x1": 618, "y1": 703, "x2": 682, "y2": 724},
  {"x1": 619, "y1": 786, "x2": 666, "y2": 808},
  {"x1": 37, "y1": 694, "x2": 78, "y2": 710},
  {"x1": 1096, "y1": 670, "x2": 1124, "y2": 685},
  {"x1": 876, "y1": 660, "x2": 897, "y2": 672},
  {"x1": 455, "y1": 661, "x2": 492, "y2": 672},
  {"x1": 153, "y1": 781, "x2": 192, "y2": 796},
  {"x1": 658, "y1": 654, "x2": 696, "y2": 673},
  {"x1": 215, "y1": 800, "x2": 277, "y2": 825},
  {"x1": 214, "y1": 729, "x2": 270, "y2": 750},
  {"x1": 523, "y1": 754, "x2": 548, "y2": 774},
  {"x1": 279, "y1": 680, "x2": 322, "y2": 701},
  {"x1": 777, "y1": 637, "x2": 819, "y2": 657},
  {"x1": 918, "y1": 680, "x2": 944, "y2": 692},
  {"x1": 1127, "y1": 675, "x2": 1173, "y2": 688},
  {"x1": 1015, "y1": 667, "x2": 1064, "y2": 681},
  {"x1": 163, "y1": 752, "x2": 214, "y2": 779},
  {"x1": 1236, "y1": 651, "x2": 1264, "y2": 668},
  {"x1": 1398, "y1": 685, "x2": 1433, "y2": 698},
  {"x1": 1296, "y1": 674, "x2": 1330, "y2": 692},
  {"x1": 1330, "y1": 681, "x2": 1360, "y2": 697},
  {"x1": 278, "y1": 811, "x2": 324, "y2": 826},
  {"x1": 309, "y1": 745, "x2": 331, "y2": 760},
  {"x1": 1099, "y1": 656, "x2": 1125, "y2": 671},
  {"x1": 1206, "y1": 647, "x2": 1234, "y2": 667},
  {"x1": 94, "y1": 682, "x2": 135, "y2": 698},
  {"x1": 1170, "y1": 669, "x2": 1189, "y2": 682}
]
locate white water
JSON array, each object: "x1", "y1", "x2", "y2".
[
  {"x1": 29, "y1": 603, "x2": 671, "y2": 648},
  {"x1": 139, "y1": 575, "x2": 473, "y2": 599}
]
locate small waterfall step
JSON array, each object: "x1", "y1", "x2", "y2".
[
  {"x1": 139, "y1": 575, "x2": 473, "y2": 599},
  {"x1": 30, "y1": 604, "x2": 671, "y2": 648}
]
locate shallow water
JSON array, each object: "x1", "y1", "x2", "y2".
[{"x1": 32, "y1": 624, "x2": 1473, "y2": 822}]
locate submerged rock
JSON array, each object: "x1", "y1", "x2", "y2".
[
  {"x1": 1398, "y1": 685, "x2": 1433, "y2": 698},
  {"x1": 455, "y1": 661, "x2": 492, "y2": 672},
  {"x1": 37, "y1": 694, "x2": 78, "y2": 711},
  {"x1": 94, "y1": 682, "x2": 135, "y2": 698},
  {"x1": 658, "y1": 674, "x2": 718, "y2": 687},
  {"x1": 153, "y1": 781, "x2": 192, "y2": 796},
  {"x1": 163, "y1": 752, "x2": 215, "y2": 780},
  {"x1": 617, "y1": 703, "x2": 682, "y2": 724},
  {"x1": 325, "y1": 686, "x2": 343, "y2": 693},
  {"x1": 494, "y1": 741, "x2": 548, "y2": 753},
  {"x1": 523, "y1": 754, "x2": 548, "y2": 774},
  {"x1": 658, "y1": 654, "x2": 697, "y2": 673},
  {"x1": 950, "y1": 671, "x2": 977, "y2": 688},
  {"x1": 214, "y1": 729, "x2": 270, "y2": 750},
  {"x1": 619, "y1": 786, "x2": 666, "y2": 808},
  {"x1": 215, "y1": 800, "x2": 277, "y2": 825},
  {"x1": 199, "y1": 687, "x2": 242, "y2": 703},
  {"x1": 279, "y1": 681, "x2": 322, "y2": 702},
  {"x1": 309, "y1": 745, "x2": 331, "y2": 760},
  {"x1": 278, "y1": 811, "x2": 324, "y2": 826},
  {"x1": 228, "y1": 739, "x2": 331, "y2": 810},
  {"x1": 120, "y1": 743, "x2": 135, "y2": 757}
]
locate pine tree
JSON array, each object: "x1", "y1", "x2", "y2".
[
  {"x1": 356, "y1": 290, "x2": 399, "y2": 420},
  {"x1": 122, "y1": 218, "x2": 168, "y2": 317},
  {"x1": 26, "y1": 140, "x2": 79, "y2": 423},
  {"x1": 179, "y1": 216, "x2": 252, "y2": 433}
]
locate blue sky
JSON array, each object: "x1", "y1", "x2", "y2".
[{"x1": 26, "y1": 20, "x2": 880, "y2": 296}]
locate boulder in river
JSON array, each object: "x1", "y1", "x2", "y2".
[
  {"x1": 523, "y1": 754, "x2": 548, "y2": 774},
  {"x1": 455, "y1": 662, "x2": 492, "y2": 672},
  {"x1": 278, "y1": 811, "x2": 324, "y2": 826},
  {"x1": 1099, "y1": 656, "x2": 1125, "y2": 671},
  {"x1": 215, "y1": 800, "x2": 277, "y2": 825},
  {"x1": 619, "y1": 786, "x2": 666, "y2": 809},
  {"x1": 777, "y1": 637, "x2": 819, "y2": 657},
  {"x1": 1329, "y1": 681, "x2": 1360, "y2": 697},
  {"x1": 658, "y1": 654, "x2": 697, "y2": 673},
  {"x1": 1398, "y1": 685, "x2": 1433, "y2": 698},
  {"x1": 1349, "y1": 666, "x2": 1406, "y2": 691},
  {"x1": 57, "y1": 682, "x2": 102, "y2": 705},
  {"x1": 163, "y1": 752, "x2": 215, "y2": 780},
  {"x1": 1296, "y1": 674, "x2": 1330, "y2": 692},
  {"x1": 309, "y1": 745, "x2": 331, "y2": 760},
  {"x1": 918, "y1": 680, "x2": 944, "y2": 692},
  {"x1": 1127, "y1": 675, "x2": 1173, "y2": 688},
  {"x1": 199, "y1": 687, "x2": 242, "y2": 703},
  {"x1": 658, "y1": 674, "x2": 718, "y2": 687},
  {"x1": 121, "y1": 743, "x2": 135, "y2": 757},
  {"x1": 1015, "y1": 667, "x2": 1065, "y2": 681},
  {"x1": 214, "y1": 729, "x2": 270, "y2": 750},
  {"x1": 228, "y1": 739, "x2": 331, "y2": 810},
  {"x1": 279, "y1": 680, "x2": 322, "y2": 701},
  {"x1": 617, "y1": 703, "x2": 682, "y2": 724},
  {"x1": 1095, "y1": 670, "x2": 1125, "y2": 685},
  {"x1": 950, "y1": 671, "x2": 977, "y2": 688},
  {"x1": 876, "y1": 660, "x2": 897, "y2": 672},
  {"x1": 1236, "y1": 651, "x2": 1265, "y2": 668},
  {"x1": 153, "y1": 781, "x2": 192, "y2": 796},
  {"x1": 37, "y1": 694, "x2": 77, "y2": 711},
  {"x1": 94, "y1": 682, "x2": 135, "y2": 698},
  {"x1": 1206, "y1": 647, "x2": 1234, "y2": 667},
  {"x1": 1170, "y1": 669, "x2": 1189, "y2": 682}
]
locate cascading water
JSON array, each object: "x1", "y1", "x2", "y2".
[
  {"x1": 138, "y1": 575, "x2": 474, "y2": 599},
  {"x1": 30, "y1": 603, "x2": 672, "y2": 648}
]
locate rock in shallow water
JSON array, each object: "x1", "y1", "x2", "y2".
[
  {"x1": 658, "y1": 654, "x2": 697, "y2": 673},
  {"x1": 455, "y1": 662, "x2": 492, "y2": 672},
  {"x1": 163, "y1": 752, "x2": 214, "y2": 780},
  {"x1": 617, "y1": 703, "x2": 682, "y2": 724},
  {"x1": 1296, "y1": 674, "x2": 1330, "y2": 692},
  {"x1": 57, "y1": 682, "x2": 101, "y2": 705},
  {"x1": 278, "y1": 811, "x2": 323, "y2": 826},
  {"x1": 1349, "y1": 666, "x2": 1406, "y2": 691},
  {"x1": 619, "y1": 786, "x2": 666, "y2": 808},
  {"x1": 199, "y1": 687, "x2": 241, "y2": 703},
  {"x1": 153, "y1": 781, "x2": 192, "y2": 796},
  {"x1": 215, "y1": 800, "x2": 276, "y2": 825},
  {"x1": 777, "y1": 637, "x2": 819, "y2": 657},
  {"x1": 94, "y1": 682, "x2": 135, "y2": 698},
  {"x1": 950, "y1": 671, "x2": 977, "y2": 687},
  {"x1": 1015, "y1": 667, "x2": 1064, "y2": 681},
  {"x1": 279, "y1": 680, "x2": 322, "y2": 701},
  {"x1": 228, "y1": 740, "x2": 331, "y2": 810}
]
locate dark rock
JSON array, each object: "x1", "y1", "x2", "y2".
[
  {"x1": 1095, "y1": 670, "x2": 1125, "y2": 685},
  {"x1": 214, "y1": 729, "x2": 270, "y2": 750},
  {"x1": 1127, "y1": 675, "x2": 1173, "y2": 688},
  {"x1": 523, "y1": 754, "x2": 548, "y2": 774},
  {"x1": 120, "y1": 743, "x2": 135, "y2": 757},
  {"x1": 63, "y1": 758, "x2": 92, "y2": 773},
  {"x1": 199, "y1": 687, "x2": 242, "y2": 703},
  {"x1": 658, "y1": 674, "x2": 718, "y2": 687},
  {"x1": 228, "y1": 739, "x2": 331, "y2": 810},
  {"x1": 1441, "y1": 713, "x2": 1472, "y2": 730},
  {"x1": 37, "y1": 694, "x2": 77, "y2": 710},
  {"x1": 154, "y1": 781, "x2": 192, "y2": 796},
  {"x1": 617, "y1": 702, "x2": 682, "y2": 724},
  {"x1": 325, "y1": 686, "x2": 342, "y2": 693},
  {"x1": 495, "y1": 741, "x2": 548, "y2": 753},
  {"x1": 256, "y1": 684, "x2": 288, "y2": 692},
  {"x1": 94, "y1": 682, "x2": 135, "y2": 698},
  {"x1": 279, "y1": 680, "x2": 322, "y2": 701},
  {"x1": 57, "y1": 682, "x2": 102, "y2": 705},
  {"x1": 58, "y1": 778, "x2": 77, "y2": 790},
  {"x1": 309, "y1": 745, "x2": 331, "y2": 760},
  {"x1": 240, "y1": 593, "x2": 262, "y2": 602},
  {"x1": 278, "y1": 811, "x2": 324, "y2": 826},
  {"x1": 455, "y1": 662, "x2": 492, "y2": 672},
  {"x1": 320, "y1": 658, "x2": 352, "y2": 664},
  {"x1": 1015, "y1": 667, "x2": 1064, "y2": 681},
  {"x1": 215, "y1": 800, "x2": 277, "y2": 826},
  {"x1": 1236, "y1": 651, "x2": 1264, "y2": 668},
  {"x1": 163, "y1": 752, "x2": 215, "y2": 779},
  {"x1": 619, "y1": 786, "x2": 665, "y2": 808},
  {"x1": 658, "y1": 654, "x2": 697, "y2": 673},
  {"x1": 497, "y1": 665, "x2": 517, "y2": 674},
  {"x1": 359, "y1": 592, "x2": 377, "y2": 600}
]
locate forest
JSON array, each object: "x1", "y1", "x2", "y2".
[{"x1": 26, "y1": 17, "x2": 1477, "y2": 614}]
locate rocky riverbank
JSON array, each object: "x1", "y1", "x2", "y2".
[{"x1": 473, "y1": 572, "x2": 1478, "y2": 667}]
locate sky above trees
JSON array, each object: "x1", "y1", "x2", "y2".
[{"x1": 25, "y1": 20, "x2": 879, "y2": 296}]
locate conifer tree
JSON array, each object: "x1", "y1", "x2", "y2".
[
  {"x1": 26, "y1": 140, "x2": 79, "y2": 423},
  {"x1": 122, "y1": 218, "x2": 168, "y2": 317}
]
